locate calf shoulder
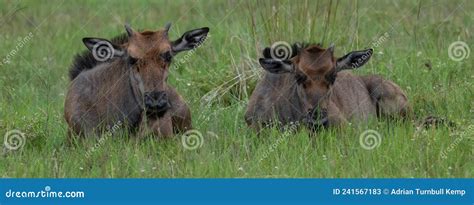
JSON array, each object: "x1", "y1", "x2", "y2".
[
  {"x1": 245, "y1": 73, "x2": 305, "y2": 127},
  {"x1": 326, "y1": 71, "x2": 377, "y2": 125}
]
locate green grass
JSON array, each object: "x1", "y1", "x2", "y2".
[{"x1": 0, "y1": 0, "x2": 472, "y2": 178}]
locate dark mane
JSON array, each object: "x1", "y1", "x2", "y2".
[{"x1": 68, "y1": 33, "x2": 129, "y2": 80}]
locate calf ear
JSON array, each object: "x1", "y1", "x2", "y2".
[
  {"x1": 172, "y1": 27, "x2": 210, "y2": 54},
  {"x1": 82, "y1": 38, "x2": 124, "y2": 58},
  {"x1": 258, "y1": 58, "x2": 294, "y2": 74},
  {"x1": 335, "y1": 48, "x2": 373, "y2": 71}
]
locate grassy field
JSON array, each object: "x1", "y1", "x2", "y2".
[{"x1": 0, "y1": 0, "x2": 472, "y2": 178}]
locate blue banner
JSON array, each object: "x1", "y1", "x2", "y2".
[{"x1": 0, "y1": 179, "x2": 472, "y2": 205}]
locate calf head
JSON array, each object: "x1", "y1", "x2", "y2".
[
  {"x1": 81, "y1": 23, "x2": 209, "y2": 117},
  {"x1": 259, "y1": 43, "x2": 373, "y2": 123}
]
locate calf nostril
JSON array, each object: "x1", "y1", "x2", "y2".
[
  {"x1": 143, "y1": 91, "x2": 170, "y2": 110},
  {"x1": 144, "y1": 96, "x2": 152, "y2": 105},
  {"x1": 156, "y1": 99, "x2": 169, "y2": 108},
  {"x1": 157, "y1": 92, "x2": 168, "y2": 101}
]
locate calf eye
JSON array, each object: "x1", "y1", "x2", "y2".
[
  {"x1": 160, "y1": 51, "x2": 172, "y2": 63},
  {"x1": 128, "y1": 56, "x2": 138, "y2": 65}
]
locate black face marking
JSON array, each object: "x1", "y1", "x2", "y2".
[
  {"x1": 295, "y1": 71, "x2": 307, "y2": 84},
  {"x1": 143, "y1": 91, "x2": 171, "y2": 119},
  {"x1": 146, "y1": 108, "x2": 169, "y2": 119},
  {"x1": 325, "y1": 69, "x2": 337, "y2": 84},
  {"x1": 160, "y1": 51, "x2": 172, "y2": 63},
  {"x1": 145, "y1": 101, "x2": 171, "y2": 119},
  {"x1": 128, "y1": 56, "x2": 138, "y2": 65}
]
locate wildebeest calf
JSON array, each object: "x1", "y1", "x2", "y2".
[
  {"x1": 64, "y1": 23, "x2": 209, "y2": 138},
  {"x1": 245, "y1": 43, "x2": 410, "y2": 131}
]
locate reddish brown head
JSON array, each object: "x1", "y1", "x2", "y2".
[
  {"x1": 81, "y1": 23, "x2": 209, "y2": 116},
  {"x1": 259, "y1": 43, "x2": 373, "y2": 111}
]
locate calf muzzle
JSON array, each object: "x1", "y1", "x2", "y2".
[{"x1": 144, "y1": 91, "x2": 171, "y2": 116}]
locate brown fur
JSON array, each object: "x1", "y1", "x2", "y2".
[
  {"x1": 246, "y1": 43, "x2": 410, "y2": 130},
  {"x1": 65, "y1": 24, "x2": 209, "y2": 138}
]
